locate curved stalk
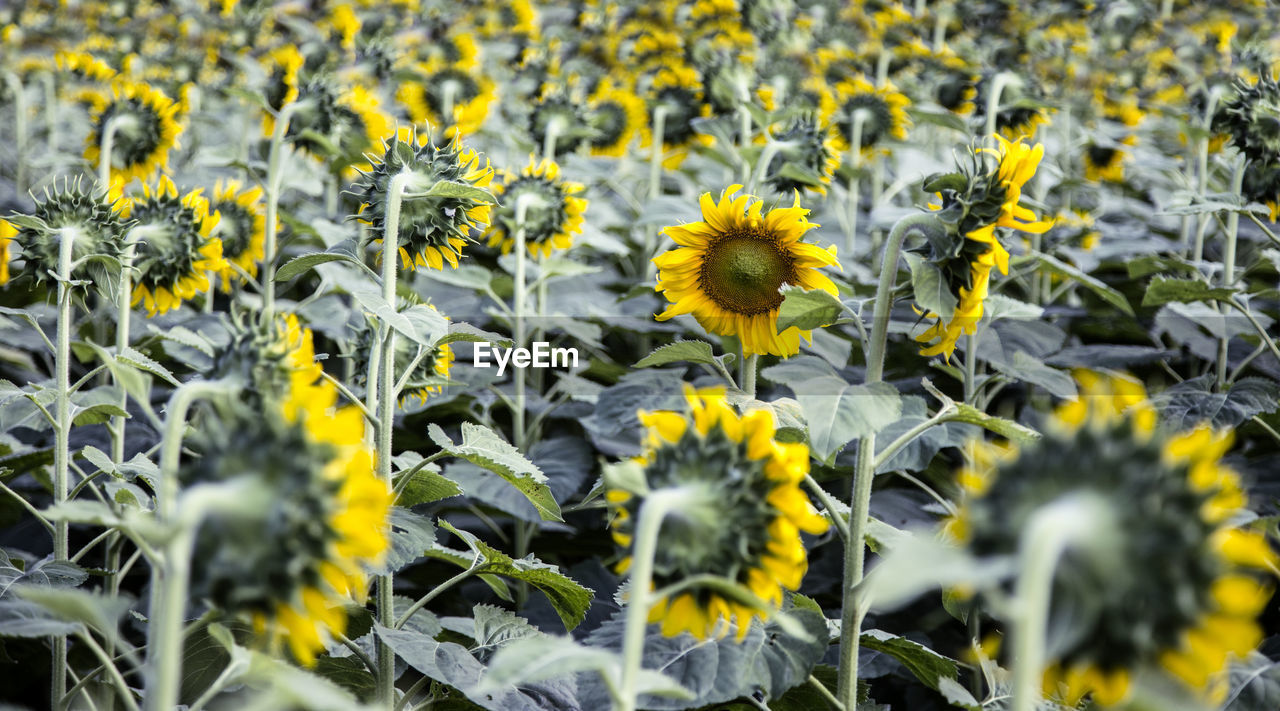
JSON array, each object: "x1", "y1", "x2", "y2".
[
  {"x1": 837, "y1": 213, "x2": 939, "y2": 709},
  {"x1": 97, "y1": 114, "x2": 138, "y2": 199},
  {"x1": 845, "y1": 110, "x2": 868, "y2": 259}
]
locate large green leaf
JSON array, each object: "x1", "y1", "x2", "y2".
[
  {"x1": 428, "y1": 423, "x2": 561, "y2": 522},
  {"x1": 1025, "y1": 252, "x2": 1135, "y2": 316},
  {"x1": 1142, "y1": 277, "x2": 1237, "y2": 307},
  {"x1": 904, "y1": 252, "x2": 957, "y2": 322},
  {"x1": 792, "y1": 378, "x2": 902, "y2": 463},
  {"x1": 776, "y1": 287, "x2": 846, "y2": 333}
]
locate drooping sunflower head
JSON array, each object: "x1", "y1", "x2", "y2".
[
  {"x1": 586, "y1": 79, "x2": 646, "y2": 157},
  {"x1": 606, "y1": 385, "x2": 829, "y2": 640},
  {"x1": 973, "y1": 74, "x2": 1051, "y2": 141},
  {"x1": 209, "y1": 311, "x2": 319, "y2": 399},
  {"x1": 54, "y1": 49, "x2": 118, "y2": 84},
  {"x1": 831, "y1": 74, "x2": 912, "y2": 153},
  {"x1": 913, "y1": 136, "x2": 1053, "y2": 360},
  {"x1": 348, "y1": 298, "x2": 453, "y2": 406},
  {"x1": 352, "y1": 128, "x2": 494, "y2": 271},
  {"x1": 947, "y1": 371, "x2": 1274, "y2": 708},
  {"x1": 5, "y1": 176, "x2": 128, "y2": 294},
  {"x1": 1241, "y1": 159, "x2": 1280, "y2": 222},
  {"x1": 82, "y1": 78, "x2": 183, "y2": 184},
  {"x1": 395, "y1": 62, "x2": 495, "y2": 139},
  {"x1": 186, "y1": 317, "x2": 390, "y2": 667},
  {"x1": 764, "y1": 116, "x2": 842, "y2": 196},
  {"x1": 209, "y1": 179, "x2": 265, "y2": 292},
  {"x1": 485, "y1": 157, "x2": 587, "y2": 259},
  {"x1": 1213, "y1": 73, "x2": 1280, "y2": 167},
  {"x1": 120, "y1": 175, "x2": 226, "y2": 317},
  {"x1": 654, "y1": 185, "x2": 838, "y2": 357}
]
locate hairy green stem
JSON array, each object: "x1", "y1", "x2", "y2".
[
  {"x1": 618, "y1": 490, "x2": 682, "y2": 711},
  {"x1": 845, "y1": 110, "x2": 867, "y2": 259},
  {"x1": 1218, "y1": 157, "x2": 1245, "y2": 389},
  {"x1": 49, "y1": 227, "x2": 78, "y2": 708},
  {"x1": 742, "y1": 354, "x2": 758, "y2": 398},
  {"x1": 838, "y1": 213, "x2": 938, "y2": 708},
  {"x1": 262, "y1": 101, "x2": 306, "y2": 322},
  {"x1": 97, "y1": 114, "x2": 137, "y2": 198}
]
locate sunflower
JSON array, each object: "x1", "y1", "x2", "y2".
[
  {"x1": 187, "y1": 314, "x2": 391, "y2": 667},
  {"x1": 53, "y1": 49, "x2": 117, "y2": 83},
  {"x1": 282, "y1": 79, "x2": 394, "y2": 175},
  {"x1": 586, "y1": 79, "x2": 646, "y2": 156},
  {"x1": 122, "y1": 175, "x2": 226, "y2": 317},
  {"x1": 352, "y1": 128, "x2": 494, "y2": 271},
  {"x1": 5, "y1": 177, "x2": 127, "y2": 294},
  {"x1": 764, "y1": 116, "x2": 842, "y2": 196},
  {"x1": 82, "y1": 79, "x2": 183, "y2": 184},
  {"x1": 484, "y1": 157, "x2": 588, "y2": 259},
  {"x1": 831, "y1": 74, "x2": 911, "y2": 153},
  {"x1": 209, "y1": 179, "x2": 265, "y2": 292},
  {"x1": 653, "y1": 185, "x2": 839, "y2": 357},
  {"x1": 260, "y1": 43, "x2": 305, "y2": 135},
  {"x1": 606, "y1": 385, "x2": 829, "y2": 640},
  {"x1": 0, "y1": 219, "x2": 13, "y2": 286},
  {"x1": 527, "y1": 90, "x2": 589, "y2": 157},
  {"x1": 349, "y1": 300, "x2": 454, "y2": 406},
  {"x1": 642, "y1": 64, "x2": 714, "y2": 168},
  {"x1": 948, "y1": 371, "x2": 1274, "y2": 707},
  {"x1": 396, "y1": 61, "x2": 495, "y2": 138},
  {"x1": 914, "y1": 136, "x2": 1054, "y2": 360}
]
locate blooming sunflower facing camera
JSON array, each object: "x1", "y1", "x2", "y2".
[
  {"x1": 209, "y1": 179, "x2": 264, "y2": 292},
  {"x1": 654, "y1": 185, "x2": 839, "y2": 357},
  {"x1": 82, "y1": 78, "x2": 183, "y2": 183},
  {"x1": 606, "y1": 386, "x2": 828, "y2": 640},
  {"x1": 913, "y1": 135, "x2": 1053, "y2": 360},
  {"x1": 948, "y1": 371, "x2": 1274, "y2": 707},
  {"x1": 186, "y1": 316, "x2": 391, "y2": 666},
  {"x1": 484, "y1": 157, "x2": 587, "y2": 259},
  {"x1": 122, "y1": 175, "x2": 226, "y2": 317},
  {"x1": 352, "y1": 128, "x2": 494, "y2": 270}
]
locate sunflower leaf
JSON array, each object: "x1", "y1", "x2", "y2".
[
  {"x1": 792, "y1": 379, "x2": 902, "y2": 463},
  {"x1": 903, "y1": 252, "x2": 958, "y2": 323},
  {"x1": 859, "y1": 629, "x2": 961, "y2": 693},
  {"x1": 1141, "y1": 276, "x2": 1238, "y2": 307},
  {"x1": 635, "y1": 340, "x2": 719, "y2": 368},
  {"x1": 275, "y1": 252, "x2": 372, "y2": 282},
  {"x1": 427, "y1": 423, "x2": 561, "y2": 522},
  {"x1": 420, "y1": 180, "x2": 498, "y2": 204},
  {"x1": 776, "y1": 287, "x2": 846, "y2": 333},
  {"x1": 1024, "y1": 252, "x2": 1135, "y2": 316}
]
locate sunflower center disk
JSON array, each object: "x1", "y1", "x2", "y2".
[{"x1": 701, "y1": 235, "x2": 794, "y2": 316}]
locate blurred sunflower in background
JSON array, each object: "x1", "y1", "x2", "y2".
[
  {"x1": 82, "y1": 78, "x2": 183, "y2": 183},
  {"x1": 396, "y1": 60, "x2": 495, "y2": 138},
  {"x1": 831, "y1": 74, "x2": 911, "y2": 154},
  {"x1": 763, "y1": 115, "x2": 841, "y2": 196},
  {"x1": 606, "y1": 385, "x2": 828, "y2": 639},
  {"x1": 187, "y1": 314, "x2": 391, "y2": 666},
  {"x1": 484, "y1": 157, "x2": 587, "y2": 258},
  {"x1": 654, "y1": 185, "x2": 838, "y2": 357},
  {"x1": 122, "y1": 175, "x2": 226, "y2": 316},
  {"x1": 209, "y1": 179, "x2": 265, "y2": 292},
  {"x1": 914, "y1": 135, "x2": 1053, "y2": 360},
  {"x1": 586, "y1": 79, "x2": 646, "y2": 157},
  {"x1": 948, "y1": 371, "x2": 1275, "y2": 707}
]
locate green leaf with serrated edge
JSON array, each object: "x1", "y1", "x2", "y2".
[
  {"x1": 426, "y1": 521, "x2": 592, "y2": 630},
  {"x1": 1142, "y1": 276, "x2": 1238, "y2": 307},
  {"x1": 275, "y1": 252, "x2": 367, "y2": 282},
  {"x1": 952, "y1": 403, "x2": 1041, "y2": 442},
  {"x1": 422, "y1": 180, "x2": 497, "y2": 203},
  {"x1": 793, "y1": 378, "x2": 902, "y2": 463},
  {"x1": 1023, "y1": 252, "x2": 1135, "y2": 316},
  {"x1": 118, "y1": 346, "x2": 182, "y2": 386},
  {"x1": 427, "y1": 423, "x2": 561, "y2": 522},
  {"x1": 395, "y1": 467, "x2": 462, "y2": 507},
  {"x1": 904, "y1": 252, "x2": 958, "y2": 323},
  {"x1": 0, "y1": 599, "x2": 83, "y2": 638},
  {"x1": 635, "y1": 340, "x2": 718, "y2": 368},
  {"x1": 477, "y1": 635, "x2": 692, "y2": 700},
  {"x1": 146, "y1": 324, "x2": 215, "y2": 357},
  {"x1": 1126, "y1": 254, "x2": 1199, "y2": 279},
  {"x1": 776, "y1": 287, "x2": 845, "y2": 333},
  {"x1": 16, "y1": 586, "x2": 132, "y2": 640},
  {"x1": 860, "y1": 629, "x2": 961, "y2": 692},
  {"x1": 437, "y1": 322, "x2": 512, "y2": 348}
]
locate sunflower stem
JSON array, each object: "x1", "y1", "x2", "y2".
[
  {"x1": 1218, "y1": 156, "x2": 1245, "y2": 389},
  {"x1": 738, "y1": 104, "x2": 753, "y2": 182},
  {"x1": 1191, "y1": 91, "x2": 1219, "y2": 263},
  {"x1": 1010, "y1": 496, "x2": 1113, "y2": 711},
  {"x1": 262, "y1": 100, "x2": 307, "y2": 324},
  {"x1": 964, "y1": 334, "x2": 979, "y2": 404},
  {"x1": 844, "y1": 110, "x2": 867, "y2": 261},
  {"x1": 41, "y1": 71, "x2": 58, "y2": 154},
  {"x1": 542, "y1": 116, "x2": 562, "y2": 161},
  {"x1": 642, "y1": 106, "x2": 669, "y2": 289},
  {"x1": 931, "y1": 8, "x2": 949, "y2": 51},
  {"x1": 618, "y1": 489, "x2": 683, "y2": 711},
  {"x1": 49, "y1": 227, "x2": 78, "y2": 708},
  {"x1": 112, "y1": 229, "x2": 141, "y2": 463},
  {"x1": 375, "y1": 170, "x2": 412, "y2": 709},
  {"x1": 742, "y1": 354, "x2": 758, "y2": 398},
  {"x1": 875, "y1": 51, "x2": 891, "y2": 89},
  {"x1": 984, "y1": 73, "x2": 1014, "y2": 144},
  {"x1": 97, "y1": 114, "x2": 137, "y2": 200},
  {"x1": 838, "y1": 212, "x2": 938, "y2": 709},
  {"x1": 3, "y1": 72, "x2": 27, "y2": 194},
  {"x1": 511, "y1": 195, "x2": 537, "y2": 593},
  {"x1": 145, "y1": 379, "x2": 232, "y2": 711},
  {"x1": 746, "y1": 138, "x2": 783, "y2": 197}
]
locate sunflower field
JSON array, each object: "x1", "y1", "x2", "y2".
[{"x1": 3, "y1": 0, "x2": 1280, "y2": 710}]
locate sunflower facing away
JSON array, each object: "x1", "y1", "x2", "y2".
[
  {"x1": 209, "y1": 179, "x2": 265, "y2": 292},
  {"x1": 396, "y1": 61, "x2": 495, "y2": 138},
  {"x1": 947, "y1": 371, "x2": 1274, "y2": 707},
  {"x1": 831, "y1": 74, "x2": 911, "y2": 154},
  {"x1": 352, "y1": 128, "x2": 494, "y2": 270},
  {"x1": 122, "y1": 175, "x2": 227, "y2": 316},
  {"x1": 654, "y1": 185, "x2": 839, "y2": 357},
  {"x1": 186, "y1": 315, "x2": 391, "y2": 666},
  {"x1": 82, "y1": 78, "x2": 183, "y2": 183},
  {"x1": 587, "y1": 79, "x2": 646, "y2": 157},
  {"x1": 606, "y1": 386, "x2": 829, "y2": 639},
  {"x1": 914, "y1": 135, "x2": 1054, "y2": 360},
  {"x1": 485, "y1": 157, "x2": 588, "y2": 259}
]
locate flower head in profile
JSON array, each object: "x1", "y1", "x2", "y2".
[
  {"x1": 352, "y1": 128, "x2": 494, "y2": 270},
  {"x1": 188, "y1": 315, "x2": 390, "y2": 666},
  {"x1": 654, "y1": 185, "x2": 838, "y2": 357},
  {"x1": 484, "y1": 157, "x2": 587, "y2": 259},
  {"x1": 948, "y1": 371, "x2": 1274, "y2": 707},
  {"x1": 913, "y1": 135, "x2": 1053, "y2": 360},
  {"x1": 606, "y1": 386, "x2": 828, "y2": 640},
  {"x1": 121, "y1": 175, "x2": 226, "y2": 316}
]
